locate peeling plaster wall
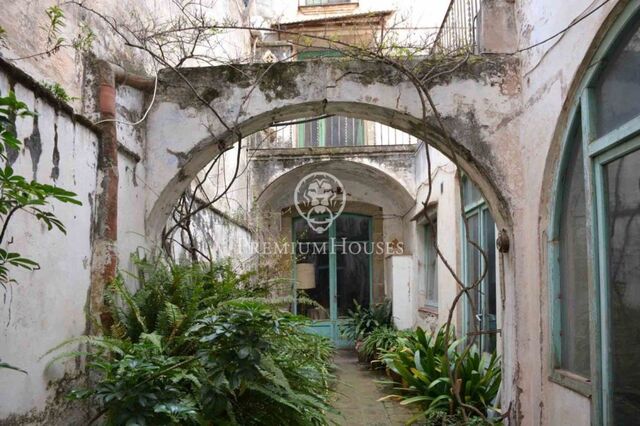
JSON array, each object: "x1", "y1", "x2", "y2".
[
  {"x1": 0, "y1": 0, "x2": 160, "y2": 108},
  {"x1": 250, "y1": 152, "x2": 416, "y2": 244},
  {"x1": 0, "y1": 0, "x2": 251, "y2": 110},
  {"x1": 410, "y1": 144, "x2": 462, "y2": 332},
  {"x1": 115, "y1": 85, "x2": 149, "y2": 281},
  {"x1": 145, "y1": 58, "x2": 521, "y2": 239},
  {"x1": 511, "y1": 0, "x2": 621, "y2": 424},
  {"x1": 0, "y1": 67, "x2": 99, "y2": 424},
  {"x1": 144, "y1": 56, "x2": 522, "y2": 417},
  {"x1": 188, "y1": 205, "x2": 254, "y2": 267}
]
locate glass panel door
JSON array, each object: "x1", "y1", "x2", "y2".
[
  {"x1": 293, "y1": 214, "x2": 372, "y2": 345},
  {"x1": 463, "y1": 201, "x2": 498, "y2": 353},
  {"x1": 598, "y1": 142, "x2": 640, "y2": 424}
]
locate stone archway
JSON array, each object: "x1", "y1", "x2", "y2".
[
  {"x1": 142, "y1": 58, "x2": 523, "y2": 411},
  {"x1": 144, "y1": 58, "x2": 521, "y2": 239}
]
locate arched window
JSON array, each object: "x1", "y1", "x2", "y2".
[
  {"x1": 551, "y1": 4, "x2": 640, "y2": 424},
  {"x1": 555, "y1": 114, "x2": 590, "y2": 379}
]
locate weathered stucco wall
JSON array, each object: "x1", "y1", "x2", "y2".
[
  {"x1": 0, "y1": 0, "x2": 251, "y2": 110},
  {"x1": 1, "y1": 0, "x2": 635, "y2": 423},
  {"x1": 115, "y1": 84, "x2": 149, "y2": 278},
  {"x1": 143, "y1": 55, "x2": 522, "y2": 417},
  {"x1": 510, "y1": 0, "x2": 622, "y2": 424},
  {"x1": 411, "y1": 144, "x2": 462, "y2": 332},
  {"x1": 145, "y1": 58, "x2": 521, "y2": 239},
  {"x1": 0, "y1": 62, "x2": 99, "y2": 425}
]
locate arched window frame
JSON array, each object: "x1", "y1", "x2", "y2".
[{"x1": 548, "y1": 2, "x2": 640, "y2": 423}]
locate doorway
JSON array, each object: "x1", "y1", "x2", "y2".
[{"x1": 293, "y1": 214, "x2": 373, "y2": 346}]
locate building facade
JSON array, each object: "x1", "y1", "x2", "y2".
[{"x1": 1, "y1": 0, "x2": 640, "y2": 425}]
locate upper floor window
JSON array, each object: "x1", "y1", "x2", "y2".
[
  {"x1": 298, "y1": 116, "x2": 364, "y2": 147},
  {"x1": 424, "y1": 222, "x2": 438, "y2": 308},
  {"x1": 302, "y1": 0, "x2": 353, "y2": 5}
]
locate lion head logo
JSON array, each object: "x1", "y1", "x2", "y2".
[{"x1": 294, "y1": 172, "x2": 346, "y2": 233}]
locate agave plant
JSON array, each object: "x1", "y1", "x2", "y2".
[{"x1": 381, "y1": 326, "x2": 501, "y2": 423}]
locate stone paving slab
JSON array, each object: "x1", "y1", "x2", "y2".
[{"x1": 329, "y1": 349, "x2": 423, "y2": 426}]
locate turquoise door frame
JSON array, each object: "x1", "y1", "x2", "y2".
[
  {"x1": 591, "y1": 135, "x2": 640, "y2": 424},
  {"x1": 292, "y1": 214, "x2": 373, "y2": 347},
  {"x1": 544, "y1": 2, "x2": 640, "y2": 423}
]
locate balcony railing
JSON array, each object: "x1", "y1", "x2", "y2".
[
  {"x1": 299, "y1": 0, "x2": 354, "y2": 6},
  {"x1": 247, "y1": 117, "x2": 418, "y2": 149},
  {"x1": 431, "y1": 0, "x2": 481, "y2": 54}
]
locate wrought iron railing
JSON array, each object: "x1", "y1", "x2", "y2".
[
  {"x1": 299, "y1": 0, "x2": 354, "y2": 6},
  {"x1": 247, "y1": 117, "x2": 418, "y2": 149},
  {"x1": 431, "y1": 0, "x2": 482, "y2": 54}
]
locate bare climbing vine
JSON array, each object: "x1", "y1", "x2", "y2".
[{"x1": 7, "y1": 1, "x2": 511, "y2": 421}]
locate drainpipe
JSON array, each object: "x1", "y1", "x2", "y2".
[
  {"x1": 89, "y1": 60, "x2": 118, "y2": 333},
  {"x1": 89, "y1": 60, "x2": 154, "y2": 333}
]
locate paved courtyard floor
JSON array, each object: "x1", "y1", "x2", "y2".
[{"x1": 330, "y1": 349, "x2": 421, "y2": 425}]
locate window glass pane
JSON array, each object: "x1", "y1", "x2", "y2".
[
  {"x1": 301, "y1": 120, "x2": 321, "y2": 147},
  {"x1": 465, "y1": 208, "x2": 498, "y2": 353},
  {"x1": 604, "y1": 147, "x2": 640, "y2": 423},
  {"x1": 462, "y1": 176, "x2": 483, "y2": 209},
  {"x1": 299, "y1": 116, "x2": 364, "y2": 147},
  {"x1": 327, "y1": 116, "x2": 342, "y2": 146},
  {"x1": 558, "y1": 123, "x2": 590, "y2": 377},
  {"x1": 595, "y1": 20, "x2": 640, "y2": 136},
  {"x1": 295, "y1": 250, "x2": 330, "y2": 320},
  {"x1": 482, "y1": 212, "x2": 497, "y2": 353},
  {"x1": 465, "y1": 212, "x2": 481, "y2": 334},
  {"x1": 335, "y1": 215, "x2": 369, "y2": 241},
  {"x1": 425, "y1": 224, "x2": 438, "y2": 306},
  {"x1": 336, "y1": 243, "x2": 370, "y2": 317},
  {"x1": 294, "y1": 217, "x2": 328, "y2": 242}
]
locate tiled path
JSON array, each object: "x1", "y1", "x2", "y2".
[{"x1": 330, "y1": 350, "x2": 419, "y2": 425}]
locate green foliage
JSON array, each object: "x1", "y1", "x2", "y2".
[
  {"x1": 381, "y1": 326, "x2": 501, "y2": 423},
  {"x1": 41, "y1": 81, "x2": 77, "y2": 103},
  {"x1": 44, "y1": 6, "x2": 66, "y2": 52},
  {"x1": 340, "y1": 299, "x2": 392, "y2": 341},
  {"x1": 68, "y1": 334, "x2": 202, "y2": 425},
  {"x1": 40, "y1": 6, "x2": 94, "y2": 55},
  {"x1": 105, "y1": 258, "x2": 265, "y2": 349},
  {"x1": 360, "y1": 326, "x2": 411, "y2": 366},
  {"x1": 49, "y1": 258, "x2": 336, "y2": 425},
  {"x1": 192, "y1": 300, "x2": 335, "y2": 425},
  {"x1": 0, "y1": 91, "x2": 80, "y2": 288},
  {"x1": 0, "y1": 26, "x2": 6, "y2": 47},
  {"x1": 424, "y1": 409, "x2": 494, "y2": 426}
]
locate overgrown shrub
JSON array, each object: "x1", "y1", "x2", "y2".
[
  {"x1": 47, "y1": 257, "x2": 336, "y2": 425},
  {"x1": 340, "y1": 299, "x2": 393, "y2": 341},
  {"x1": 360, "y1": 326, "x2": 411, "y2": 366},
  {"x1": 381, "y1": 326, "x2": 501, "y2": 424}
]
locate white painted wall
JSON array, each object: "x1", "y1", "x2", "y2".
[
  {"x1": 0, "y1": 70, "x2": 99, "y2": 423},
  {"x1": 410, "y1": 143, "x2": 461, "y2": 332},
  {"x1": 388, "y1": 254, "x2": 413, "y2": 329}
]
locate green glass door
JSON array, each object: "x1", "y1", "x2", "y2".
[
  {"x1": 594, "y1": 137, "x2": 640, "y2": 424},
  {"x1": 461, "y1": 177, "x2": 498, "y2": 353},
  {"x1": 293, "y1": 214, "x2": 372, "y2": 346}
]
